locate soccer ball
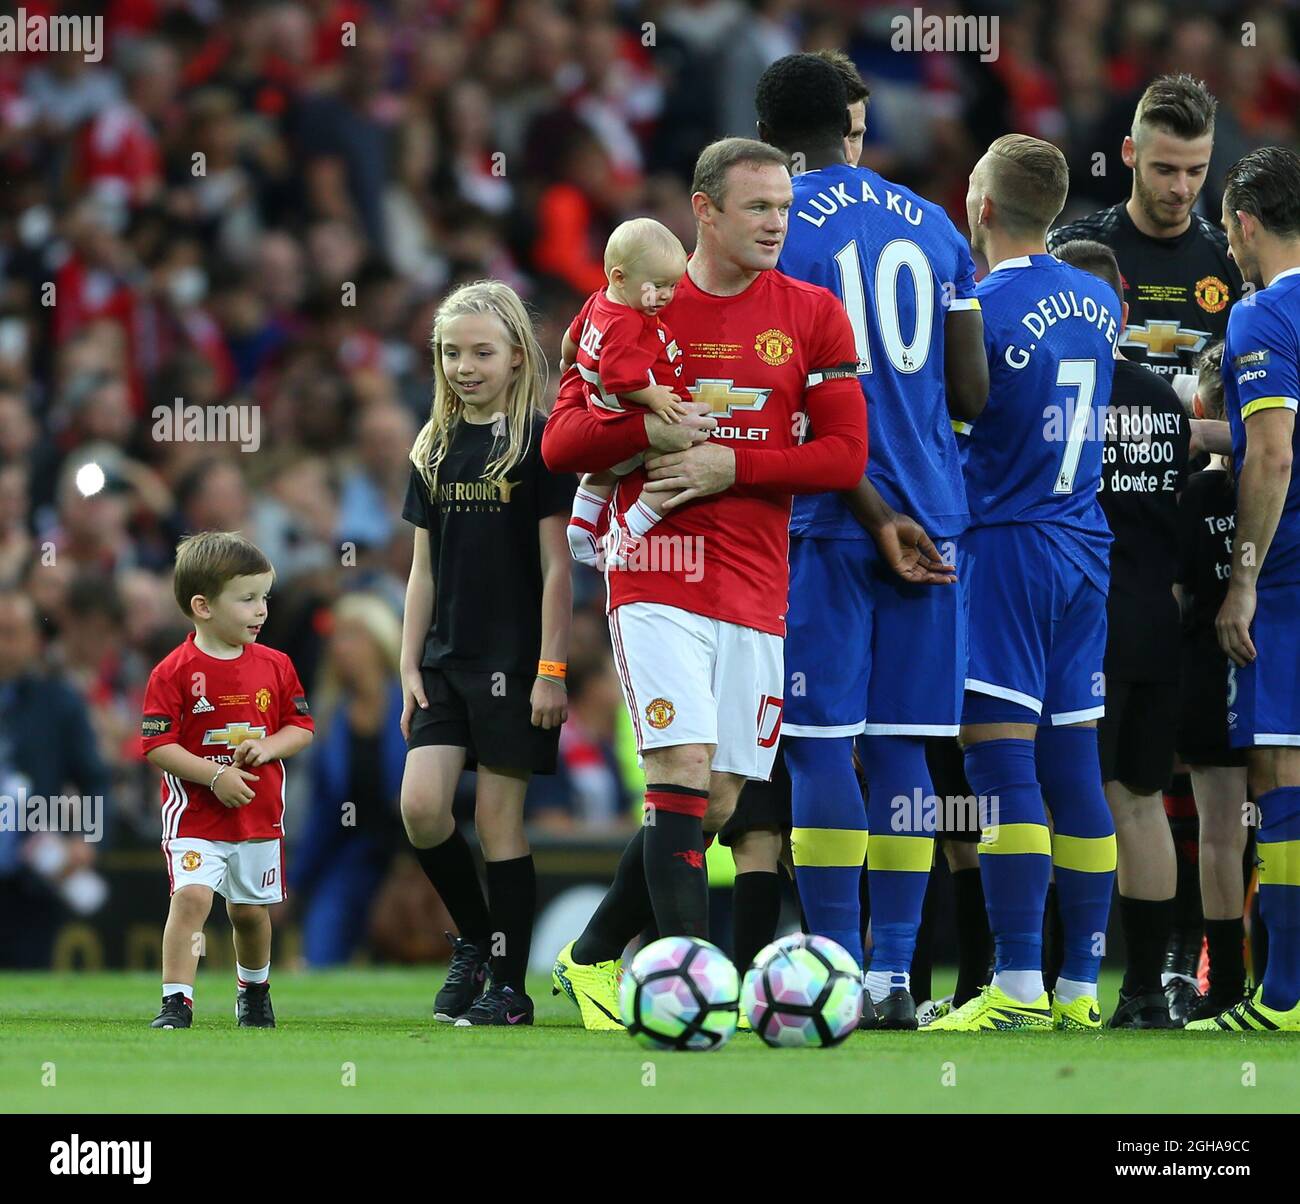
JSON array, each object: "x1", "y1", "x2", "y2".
[
  {"x1": 619, "y1": 936, "x2": 740, "y2": 1051},
  {"x1": 741, "y1": 933, "x2": 863, "y2": 1048}
]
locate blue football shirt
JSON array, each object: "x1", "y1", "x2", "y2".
[
  {"x1": 1222, "y1": 267, "x2": 1300, "y2": 587},
  {"x1": 780, "y1": 163, "x2": 979, "y2": 540},
  {"x1": 964, "y1": 254, "x2": 1121, "y2": 590}
]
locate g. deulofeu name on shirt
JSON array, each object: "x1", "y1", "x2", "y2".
[
  {"x1": 1006, "y1": 290, "x2": 1119, "y2": 369},
  {"x1": 795, "y1": 178, "x2": 925, "y2": 229}
]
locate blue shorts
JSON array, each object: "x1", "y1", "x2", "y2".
[
  {"x1": 962, "y1": 524, "x2": 1107, "y2": 726},
  {"x1": 1229, "y1": 583, "x2": 1300, "y2": 747},
  {"x1": 783, "y1": 535, "x2": 967, "y2": 738}
]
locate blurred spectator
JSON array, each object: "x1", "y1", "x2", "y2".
[
  {"x1": 0, "y1": 591, "x2": 111, "y2": 967},
  {"x1": 290, "y1": 593, "x2": 406, "y2": 966}
]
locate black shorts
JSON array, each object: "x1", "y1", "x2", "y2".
[
  {"x1": 1177, "y1": 640, "x2": 1248, "y2": 768},
  {"x1": 925, "y1": 736, "x2": 983, "y2": 842},
  {"x1": 407, "y1": 667, "x2": 559, "y2": 774},
  {"x1": 718, "y1": 744, "x2": 792, "y2": 847},
  {"x1": 1098, "y1": 678, "x2": 1179, "y2": 793}
]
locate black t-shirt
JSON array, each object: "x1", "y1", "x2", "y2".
[
  {"x1": 1176, "y1": 467, "x2": 1236, "y2": 643},
  {"x1": 401, "y1": 414, "x2": 576, "y2": 674},
  {"x1": 1098, "y1": 358, "x2": 1191, "y2": 682},
  {"x1": 1048, "y1": 202, "x2": 1241, "y2": 384}
]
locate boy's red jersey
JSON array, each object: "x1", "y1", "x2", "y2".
[
  {"x1": 140, "y1": 633, "x2": 314, "y2": 842},
  {"x1": 567, "y1": 290, "x2": 688, "y2": 417}
]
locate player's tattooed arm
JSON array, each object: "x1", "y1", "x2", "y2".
[
  {"x1": 843, "y1": 478, "x2": 957, "y2": 586},
  {"x1": 1217, "y1": 405, "x2": 1297, "y2": 665}
]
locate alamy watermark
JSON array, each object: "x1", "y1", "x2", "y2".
[
  {"x1": 891, "y1": 7, "x2": 999, "y2": 63},
  {"x1": 890, "y1": 788, "x2": 1000, "y2": 837},
  {"x1": 0, "y1": 788, "x2": 103, "y2": 843},
  {"x1": 1, "y1": 9, "x2": 102, "y2": 63}
]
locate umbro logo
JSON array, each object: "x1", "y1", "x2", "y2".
[{"x1": 192, "y1": 697, "x2": 215, "y2": 714}]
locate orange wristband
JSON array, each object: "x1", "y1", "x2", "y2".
[{"x1": 537, "y1": 660, "x2": 567, "y2": 679}]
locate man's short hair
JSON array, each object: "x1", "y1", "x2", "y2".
[
  {"x1": 984, "y1": 134, "x2": 1069, "y2": 235},
  {"x1": 173, "y1": 530, "x2": 273, "y2": 618},
  {"x1": 1224, "y1": 146, "x2": 1300, "y2": 239},
  {"x1": 691, "y1": 137, "x2": 790, "y2": 210},
  {"x1": 1132, "y1": 74, "x2": 1217, "y2": 143},
  {"x1": 754, "y1": 54, "x2": 848, "y2": 148},
  {"x1": 811, "y1": 48, "x2": 869, "y2": 105},
  {"x1": 1052, "y1": 238, "x2": 1124, "y2": 306}
]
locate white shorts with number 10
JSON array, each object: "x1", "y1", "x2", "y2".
[
  {"x1": 608, "y1": 602, "x2": 783, "y2": 781},
  {"x1": 163, "y1": 837, "x2": 285, "y2": 904}
]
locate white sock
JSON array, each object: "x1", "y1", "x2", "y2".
[
  {"x1": 1053, "y1": 976, "x2": 1096, "y2": 1005},
  {"x1": 162, "y1": 982, "x2": 193, "y2": 1004},
  {"x1": 622, "y1": 497, "x2": 660, "y2": 540},
  {"x1": 570, "y1": 486, "x2": 608, "y2": 527},
  {"x1": 237, "y1": 961, "x2": 269, "y2": 987},
  {"x1": 863, "y1": 970, "x2": 908, "y2": 1003},
  {"x1": 992, "y1": 969, "x2": 1044, "y2": 1003}
]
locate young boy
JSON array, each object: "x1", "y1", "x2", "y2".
[
  {"x1": 141, "y1": 531, "x2": 314, "y2": 1029},
  {"x1": 562, "y1": 217, "x2": 690, "y2": 566}
]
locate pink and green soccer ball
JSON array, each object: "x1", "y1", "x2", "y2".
[
  {"x1": 618, "y1": 936, "x2": 740, "y2": 1051},
  {"x1": 741, "y1": 933, "x2": 863, "y2": 1048}
]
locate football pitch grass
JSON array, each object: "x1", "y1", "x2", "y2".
[{"x1": 2, "y1": 970, "x2": 1298, "y2": 1114}]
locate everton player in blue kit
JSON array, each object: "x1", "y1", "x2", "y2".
[
  {"x1": 927, "y1": 135, "x2": 1120, "y2": 1032},
  {"x1": 748, "y1": 55, "x2": 988, "y2": 1028},
  {"x1": 1188, "y1": 147, "x2": 1300, "y2": 1033}
]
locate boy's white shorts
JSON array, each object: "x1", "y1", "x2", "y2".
[
  {"x1": 607, "y1": 602, "x2": 783, "y2": 781},
  {"x1": 163, "y1": 837, "x2": 285, "y2": 904}
]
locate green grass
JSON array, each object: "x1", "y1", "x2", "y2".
[{"x1": 2, "y1": 970, "x2": 1297, "y2": 1113}]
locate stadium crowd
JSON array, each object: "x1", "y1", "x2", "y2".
[{"x1": 2, "y1": 0, "x2": 1299, "y2": 969}]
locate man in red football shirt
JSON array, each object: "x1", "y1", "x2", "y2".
[
  {"x1": 543, "y1": 137, "x2": 867, "y2": 1028},
  {"x1": 140, "y1": 532, "x2": 314, "y2": 1029}
]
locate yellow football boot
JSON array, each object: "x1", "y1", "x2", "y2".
[
  {"x1": 1052, "y1": 993, "x2": 1103, "y2": 1031},
  {"x1": 1185, "y1": 986, "x2": 1300, "y2": 1032},
  {"x1": 921, "y1": 984, "x2": 1054, "y2": 1032},
  {"x1": 552, "y1": 940, "x2": 624, "y2": 1031}
]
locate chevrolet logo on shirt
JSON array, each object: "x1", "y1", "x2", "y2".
[
  {"x1": 203, "y1": 723, "x2": 268, "y2": 749},
  {"x1": 689, "y1": 379, "x2": 772, "y2": 417},
  {"x1": 1119, "y1": 321, "x2": 1210, "y2": 359}
]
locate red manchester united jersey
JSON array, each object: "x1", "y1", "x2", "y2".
[
  {"x1": 141, "y1": 633, "x2": 314, "y2": 842},
  {"x1": 567, "y1": 290, "x2": 688, "y2": 418},
  {"x1": 562, "y1": 268, "x2": 862, "y2": 635}
]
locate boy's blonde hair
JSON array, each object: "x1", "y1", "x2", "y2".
[
  {"x1": 410, "y1": 280, "x2": 547, "y2": 492},
  {"x1": 603, "y1": 218, "x2": 687, "y2": 279},
  {"x1": 173, "y1": 531, "x2": 273, "y2": 618},
  {"x1": 1196, "y1": 341, "x2": 1226, "y2": 419}
]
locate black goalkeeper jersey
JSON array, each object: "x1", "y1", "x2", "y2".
[{"x1": 1047, "y1": 202, "x2": 1241, "y2": 384}]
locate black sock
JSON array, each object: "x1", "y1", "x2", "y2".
[
  {"x1": 643, "y1": 795, "x2": 709, "y2": 938},
  {"x1": 1119, "y1": 895, "x2": 1174, "y2": 995},
  {"x1": 1250, "y1": 885, "x2": 1268, "y2": 984},
  {"x1": 1043, "y1": 881, "x2": 1065, "y2": 995},
  {"x1": 1166, "y1": 788, "x2": 1204, "y2": 978},
  {"x1": 1205, "y1": 916, "x2": 1246, "y2": 997},
  {"x1": 951, "y1": 865, "x2": 990, "y2": 1006},
  {"x1": 573, "y1": 826, "x2": 651, "y2": 965},
  {"x1": 732, "y1": 871, "x2": 781, "y2": 974},
  {"x1": 909, "y1": 867, "x2": 938, "y2": 1004},
  {"x1": 413, "y1": 829, "x2": 490, "y2": 943},
  {"x1": 485, "y1": 855, "x2": 536, "y2": 993}
]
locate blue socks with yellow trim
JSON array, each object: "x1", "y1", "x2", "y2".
[
  {"x1": 787, "y1": 735, "x2": 867, "y2": 967},
  {"x1": 1036, "y1": 725, "x2": 1115, "y2": 996},
  {"x1": 964, "y1": 738, "x2": 1050, "y2": 999},
  {"x1": 1257, "y1": 786, "x2": 1300, "y2": 1011},
  {"x1": 859, "y1": 735, "x2": 936, "y2": 994}
]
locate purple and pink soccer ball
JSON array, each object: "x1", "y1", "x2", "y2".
[
  {"x1": 619, "y1": 936, "x2": 740, "y2": 1051},
  {"x1": 741, "y1": 933, "x2": 863, "y2": 1048}
]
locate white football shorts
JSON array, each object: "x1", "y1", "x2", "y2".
[{"x1": 163, "y1": 837, "x2": 285, "y2": 904}]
